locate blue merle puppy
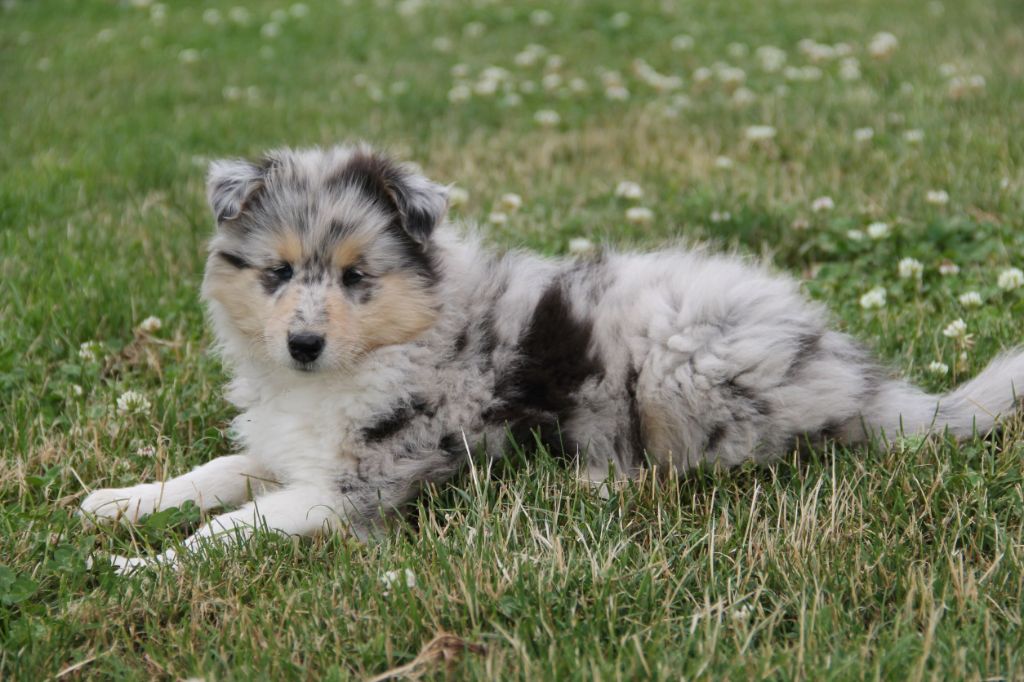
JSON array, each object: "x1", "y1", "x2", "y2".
[{"x1": 80, "y1": 145, "x2": 1024, "y2": 572}]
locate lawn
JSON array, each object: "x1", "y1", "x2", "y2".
[{"x1": 2, "y1": 0, "x2": 1023, "y2": 678}]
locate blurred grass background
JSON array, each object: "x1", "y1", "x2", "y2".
[{"x1": 1, "y1": 0, "x2": 1023, "y2": 678}]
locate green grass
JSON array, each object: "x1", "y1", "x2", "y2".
[{"x1": 2, "y1": 0, "x2": 1024, "y2": 678}]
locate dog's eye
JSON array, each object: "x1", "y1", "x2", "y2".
[
  {"x1": 342, "y1": 268, "x2": 365, "y2": 287},
  {"x1": 270, "y1": 263, "x2": 293, "y2": 282}
]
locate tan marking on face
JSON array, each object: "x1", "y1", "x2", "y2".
[
  {"x1": 356, "y1": 274, "x2": 438, "y2": 351},
  {"x1": 263, "y1": 285, "x2": 303, "y2": 342},
  {"x1": 275, "y1": 231, "x2": 303, "y2": 265},
  {"x1": 331, "y1": 232, "x2": 373, "y2": 270},
  {"x1": 322, "y1": 287, "x2": 354, "y2": 344},
  {"x1": 202, "y1": 258, "x2": 267, "y2": 337}
]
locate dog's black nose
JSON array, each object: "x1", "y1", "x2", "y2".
[{"x1": 287, "y1": 332, "x2": 325, "y2": 364}]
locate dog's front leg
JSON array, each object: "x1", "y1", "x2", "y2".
[
  {"x1": 108, "y1": 485, "x2": 345, "y2": 574},
  {"x1": 80, "y1": 454, "x2": 276, "y2": 523}
]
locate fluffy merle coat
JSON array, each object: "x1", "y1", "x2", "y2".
[{"x1": 81, "y1": 145, "x2": 1024, "y2": 571}]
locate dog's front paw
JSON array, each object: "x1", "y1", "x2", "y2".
[
  {"x1": 79, "y1": 484, "x2": 161, "y2": 524},
  {"x1": 109, "y1": 549, "x2": 178, "y2": 576}
]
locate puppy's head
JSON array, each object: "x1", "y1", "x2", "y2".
[{"x1": 201, "y1": 146, "x2": 448, "y2": 373}]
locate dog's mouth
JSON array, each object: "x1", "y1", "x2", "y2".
[{"x1": 291, "y1": 360, "x2": 319, "y2": 373}]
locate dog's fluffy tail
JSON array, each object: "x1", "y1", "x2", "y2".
[{"x1": 854, "y1": 349, "x2": 1024, "y2": 441}]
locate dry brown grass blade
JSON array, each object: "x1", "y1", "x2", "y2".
[{"x1": 366, "y1": 633, "x2": 486, "y2": 682}]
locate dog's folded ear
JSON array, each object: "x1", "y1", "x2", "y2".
[
  {"x1": 206, "y1": 158, "x2": 268, "y2": 224},
  {"x1": 333, "y1": 150, "x2": 449, "y2": 245},
  {"x1": 391, "y1": 168, "x2": 449, "y2": 245}
]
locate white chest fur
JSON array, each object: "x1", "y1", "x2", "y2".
[{"x1": 226, "y1": 364, "x2": 409, "y2": 486}]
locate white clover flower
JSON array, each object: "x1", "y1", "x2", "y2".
[
  {"x1": 480, "y1": 66, "x2": 510, "y2": 82},
  {"x1": 381, "y1": 568, "x2": 416, "y2": 589},
  {"x1": 727, "y1": 42, "x2": 749, "y2": 58},
  {"x1": 260, "y1": 22, "x2": 280, "y2": 39},
  {"x1": 847, "y1": 229, "x2": 865, "y2": 241},
  {"x1": 568, "y1": 238, "x2": 595, "y2": 255},
  {"x1": 533, "y1": 109, "x2": 561, "y2": 127},
  {"x1": 473, "y1": 78, "x2": 499, "y2": 96},
  {"x1": 997, "y1": 267, "x2": 1024, "y2": 291},
  {"x1": 868, "y1": 32, "x2": 898, "y2": 59},
  {"x1": 447, "y1": 84, "x2": 471, "y2": 103},
  {"x1": 839, "y1": 58, "x2": 861, "y2": 81},
  {"x1": 615, "y1": 181, "x2": 643, "y2": 200},
  {"x1": 745, "y1": 125, "x2": 776, "y2": 142},
  {"x1": 463, "y1": 21, "x2": 486, "y2": 38},
  {"x1": 396, "y1": 0, "x2": 424, "y2": 16},
  {"x1": 854, "y1": 127, "x2": 875, "y2": 142},
  {"x1": 271, "y1": 8, "x2": 287, "y2": 22},
  {"x1": 609, "y1": 11, "x2": 631, "y2": 29},
  {"x1": 948, "y1": 74, "x2": 985, "y2": 100},
  {"x1": 71, "y1": 384, "x2": 84, "y2": 397},
  {"x1": 866, "y1": 222, "x2": 890, "y2": 239},
  {"x1": 731, "y1": 87, "x2": 756, "y2": 107},
  {"x1": 730, "y1": 603, "x2": 753, "y2": 622},
  {"x1": 938, "y1": 260, "x2": 959, "y2": 276},
  {"x1": 958, "y1": 291, "x2": 983, "y2": 307},
  {"x1": 540, "y1": 73, "x2": 562, "y2": 91},
  {"x1": 178, "y1": 48, "x2": 200, "y2": 64},
  {"x1": 487, "y1": 211, "x2": 508, "y2": 225},
  {"x1": 859, "y1": 286, "x2": 886, "y2": 309},
  {"x1": 926, "y1": 189, "x2": 949, "y2": 205},
  {"x1": 693, "y1": 67, "x2": 713, "y2": 84},
  {"x1": 79, "y1": 341, "x2": 103, "y2": 363},
  {"x1": 625, "y1": 207, "x2": 654, "y2": 224},
  {"x1": 202, "y1": 8, "x2": 222, "y2": 25},
  {"x1": 709, "y1": 210, "x2": 731, "y2": 223},
  {"x1": 670, "y1": 34, "x2": 694, "y2": 51},
  {"x1": 568, "y1": 77, "x2": 588, "y2": 94},
  {"x1": 431, "y1": 36, "x2": 453, "y2": 53},
  {"x1": 898, "y1": 257, "x2": 923, "y2": 279},
  {"x1": 513, "y1": 44, "x2": 546, "y2": 67},
  {"x1": 447, "y1": 186, "x2": 469, "y2": 208},
  {"x1": 149, "y1": 4, "x2": 166, "y2": 23},
  {"x1": 942, "y1": 318, "x2": 968, "y2": 338},
  {"x1": 784, "y1": 65, "x2": 822, "y2": 81},
  {"x1": 717, "y1": 66, "x2": 746, "y2": 89},
  {"x1": 714, "y1": 156, "x2": 734, "y2": 170},
  {"x1": 519, "y1": 80, "x2": 537, "y2": 94},
  {"x1": 450, "y1": 63, "x2": 470, "y2": 78},
  {"x1": 498, "y1": 193, "x2": 522, "y2": 212},
  {"x1": 500, "y1": 93, "x2": 522, "y2": 107},
  {"x1": 116, "y1": 390, "x2": 152, "y2": 415},
  {"x1": 604, "y1": 85, "x2": 630, "y2": 101},
  {"x1": 928, "y1": 361, "x2": 949, "y2": 375},
  {"x1": 756, "y1": 45, "x2": 786, "y2": 72},
  {"x1": 228, "y1": 6, "x2": 251, "y2": 24},
  {"x1": 138, "y1": 316, "x2": 162, "y2": 333},
  {"x1": 811, "y1": 196, "x2": 834, "y2": 213},
  {"x1": 530, "y1": 9, "x2": 553, "y2": 26},
  {"x1": 135, "y1": 444, "x2": 157, "y2": 457},
  {"x1": 903, "y1": 129, "x2": 924, "y2": 143}
]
